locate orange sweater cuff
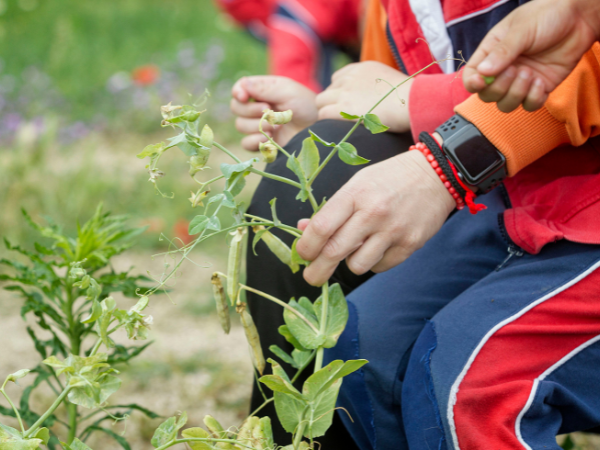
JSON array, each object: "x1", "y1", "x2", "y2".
[{"x1": 454, "y1": 96, "x2": 571, "y2": 176}]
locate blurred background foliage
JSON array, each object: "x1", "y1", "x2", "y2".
[{"x1": 0, "y1": 0, "x2": 266, "y2": 251}]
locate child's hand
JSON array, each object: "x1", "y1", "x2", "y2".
[
  {"x1": 463, "y1": 0, "x2": 600, "y2": 112},
  {"x1": 230, "y1": 76, "x2": 318, "y2": 151},
  {"x1": 316, "y1": 61, "x2": 413, "y2": 133}
]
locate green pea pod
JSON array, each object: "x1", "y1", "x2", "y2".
[
  {"x1": 227, "y1": 228, "x2": 246, "y2": 305},
  {"x1": 253, "y1": 226, "x2": 292, "y2": 268},
  {"x1": 211, "y1": 273, "x2": 231, "y2": 334},
  {"x1": 236, "y1": 303, "x2": 266, "y2": 375},
  {"x1": 200, "y1": 124, "x2": 214, "y2": 148}
]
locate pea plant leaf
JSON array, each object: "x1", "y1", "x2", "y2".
[
  {"x1": 151, "y1": 412, "x2": 187, "y2": 448},
  {"x1": 188, "y1": 215, "x2": 209, "y2": 235},
  {"x1": 363, "y1": 113, "x2": 390, "y2": 134},
  {"x1": 60, "y1": 438, "x2": 92, "y2": 450},
  {"x1": 274, "y1": 391, "x2": 307, "y2": 435},
  {"x1": 221, "y1": 158, "x2": 258, "y2": 198},
  {"x1": 81, "y1": 426, "x2": 131, "y2": 450},
  {"x1": 167, "y1": 133, "x2": 201, "y2": 157},
  {"x1": 292, "y1": 349, "x2": 313, "y2": 369},
  {"x1": 298, "y1": 138, "x2": 320, "y2": 180},
  {"x1": 0, "y1": 423, "x2": 42, "y2": 449},
  {"x1": 181, "y1": 427, "x2": 212, "y2": 450},
  {"x1": 269, "y1": 345, "x2": 296, "y2": 368},
  {"x1": 269, "y1": 198, "x2": 281, "y2": 226},
  {"x1": 136, "y1": 143, "x2": 165, "y2": 159},
  {"x1": 308, "y1": 130, "x2": 335, "y2": 147},
  {"x1": 278, "y1": 325, "x2": 308, "y2": 352},
  {"x1": 340, "y1": 111, "x2": 360, "y2": 120},
  {"x1": 337, "y1": 142, "x2": 370, "y2": 166},
  {"x1": 220, "y1": 159, "x2": 257, "y2": 179},
  {"x1": 313, "y1": 283, "x2": 349, "y2": 348},
  {"x1": 206, "y1": 216, "x2": 221, "y2": 232},
  {"x1": 300, "y1": 359, "x2": 368, "y2": 439},
  {"x1": 283, "y1": 299, "x2": 323, "y2": 350},
  {"x1": 259, "y1": 360, "x2": 304, "y2": 401},
  {"x1": 286, "y1": 156, "x2": 312, "y2": 202}
]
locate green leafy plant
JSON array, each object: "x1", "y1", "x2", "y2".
[
  {"x1": 134, "y1": 58, "x2": 448, "y2": 450},
  {"x1": 0, "y1": 205, "x2": 159, "y2": 449}
]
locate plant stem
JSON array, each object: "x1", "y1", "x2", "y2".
[
  {"x1": 291, "y1": 351, "x2": 316, "y2": 384},
  {"x1": 0, "y1": 388, "x2": 25, "y2": 433},
  {"x1": 213, "y1": 141, "x2": 242, "y2": 163},
  {"x1": 239, "y1": 284, "x2": 319, "y2": 334},
  {"x1": 155, "y1": 438, "x2": 256, "y2": 450},
  {"x1": 64, "y1": 277, "x2": 81, "y2": 444},
  {"x1": 249, "y1": 167, "x2": 302, "y2": 189},
  {"x1": 249, "y1": 397, "x2": 274, "y2": 418},
  {"x1": 243, "y1": 214, "x2": 302, "y2": 237},
  {"x1": 67, "y1": 403, "x2": 77, "y2": 444},
  {"x1": 313, "y1": 282, "x2": 329, "y2": 372},
  {"x1": 23, "y1": 387, "x2": 71, "y2": 438},
  {"x1": 293, "y1": 421, "x2": 307, "y2": 450}
]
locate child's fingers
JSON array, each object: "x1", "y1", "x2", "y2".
[
  {"x1": 463, "y1": 71, "x2": 488, "y2": 93},
  {"x1": 523, "y1": 78, "x2": 548, "y2": 112},
  {"x1": 241, "y1": 133, "x2": 269, "y2": 152},
  {"x1": 230, "y1": 98, "x2": 269, "y2": 118},
  {"x1": 231, "y1": 77, "x2": 250, "y2": 102},
  {"x1": 235, "y1": 117, "x2": 274, "y2": 135},
  {"x1": 496, "y1": 67, "x2": 534, "y2": 113},
  {"x1": 477, "y1": 66, "x2": 517, "y2": 103}
]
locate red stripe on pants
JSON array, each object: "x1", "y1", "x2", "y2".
[{"x1": 453, "y1": 268, "x2": 600, "y2": 449}]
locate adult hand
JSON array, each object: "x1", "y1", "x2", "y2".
[
  {"x1": 230, "y1": 76, "x2": 318, "y2": 151},
  {"x1": 463, "y1": 0, "x2": 600, "y2": 112},
  {"x1": 296, "y1": 149, "x2": 455, "y2": 286},
  {"x1": 316, "y1": 61, "x2": 414, "y2": 133}
]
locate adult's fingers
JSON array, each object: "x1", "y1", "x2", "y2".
[
  {"x1": 230, "y1": 98, "x2": 270, "y2": 118},
  {"x1": 477, "y1": 65, "x2": 518, "y2": 103},
  {"x1": 370, "y1": 242, "x2": 414, "y2": 273},
  {"x1": 345, "y1": 233, "x2": 389, "y2": 276},
  {"x1": 297, "y1": 218, "x2": 310, "y2": 232},
  {"x1": 302, "y1": 215, "x2": 371, "y2": 286},
  {"x1": 496, "y1": 67, "x2": 534, "y2": 113},
  {"x1": 241, "y1": 133, "x2": 269, "y2": 152},
  {"x1": 296, "y1": 189, "x2": 355, "y2": 262}
]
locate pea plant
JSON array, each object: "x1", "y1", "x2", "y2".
[
  {"x1": 0, "y1": 205, "x2": 159, "y2": 449},
  {"x1": 134, "y1": 61, "x2": 441, "y2": 450}
]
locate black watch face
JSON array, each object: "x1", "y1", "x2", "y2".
[{"x1": 445, "y1": 126, "x2": 503, "y2": 182}]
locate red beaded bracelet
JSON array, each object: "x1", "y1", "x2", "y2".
[{"x1": 410, "y1": 142, "x2": 465, "y2": 210}]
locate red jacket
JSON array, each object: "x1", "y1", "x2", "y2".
[
  {"x1": 216, "y1": 0, "x2": 362, "y2": 91},
  {"x1": 362, "y1": 0, "x2": 600, "y2": 254}
]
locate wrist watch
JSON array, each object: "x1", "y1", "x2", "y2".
[{"x1": 435, "y1": 114, "x2": 507, "y2": 193}]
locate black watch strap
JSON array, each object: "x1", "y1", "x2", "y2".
[{"x1": 435, "y1": 114, "x2": 471, "y2": 142}]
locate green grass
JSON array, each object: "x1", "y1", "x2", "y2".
[
  {"x1": 0, "y1": 0, "x2": 265, "y2": 253},
  {"x1": 0, "y1": 0, "x2": 266, "y2": 123}
]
